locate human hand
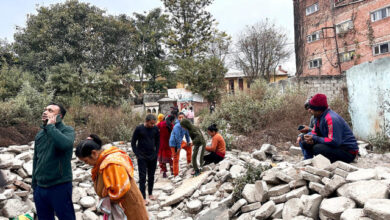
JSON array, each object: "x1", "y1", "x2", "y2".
[
  {"x1": 296, "y1": 136, "x2": 302, "y2": 144},
  {"x1": 304, "y1": 134, "x2": 314, "y2": 145},
  {"x1": 299, "y1": 125, "x2": 310, "y2": 133},
  {"x1": 47, "y1": 114, "x2": 58, "y2": 125}
]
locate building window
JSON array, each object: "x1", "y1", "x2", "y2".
[
  {"x1": 238, "y1": 78, "x2": 244, "y2": 91},
  {"x1": 309, "y1": 58, "x2": 322, "y2": 69},
  {"x1": 306, "y1": 3, "x2": 319, "y2": 15},
  {"x1": 307, "y1": 31, "x2": 321, "y2": 43},
  {"x1": 229, "y1": 79, "x2": 234, "y2": 94},
  {"x1": 336, "y1": 20, "x2": 354, "y2": 34},
  {"x1": 339, "y1": 51, "x2": 355, "y2": 62},
  {"x1": 371, "y1": 6, "x2": 390, "y2": 22},
  {"x1": 373, "y1": 42, "x2": 390, "y2": 55}
]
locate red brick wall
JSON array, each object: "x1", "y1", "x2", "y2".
[{"x1": 296, "y1": 0, "x2": 390, "y2": 76}]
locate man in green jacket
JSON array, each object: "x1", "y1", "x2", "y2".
[{"x1": 32, "y1": 103, "x2": 75, "y2": 220}]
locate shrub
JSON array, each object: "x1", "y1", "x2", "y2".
[
  {"x1": 368, "y1": 132, "x2": 390, "y2": 153},
  {"x1": 199, "y1": 79, "x2": 309, "y2": 149},
  {"x1": 65, "y1": 104, "x2": 144, "y2": 144},
  {"x1": 232, "y1": 163, "x2": 270, "y2": 202},
  {"x1": 0, "y1": 82, "x2": 53, "y2": 127},
  {"x1": 329, "y1": 97, "x2": 351, "y2": 127}
]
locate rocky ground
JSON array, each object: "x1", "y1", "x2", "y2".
[{"x1": 1, "y1": 140, "x2": 390, "y2": 220}]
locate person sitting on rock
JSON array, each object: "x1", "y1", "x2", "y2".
[
  {"x1": 180, "y1": 119, "x2": 206, "y2": 176},
  {"x1": 76, "y1": 134, "x2": 148, "y2": 219},
  {"x1": 301, "y1": 93, "x2": 359, "y2": 163},
  {"x1": 297, "y1": 97, "x2": 316, "y2": 159},
  {"x1": 203, "y1": 124, "x2": 226, "y2": 165}
]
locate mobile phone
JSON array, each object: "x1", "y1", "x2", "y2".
[{"x1": 297, "y1": 125, "x2": 305, "y2": 130}]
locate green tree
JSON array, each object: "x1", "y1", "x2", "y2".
[
  {"x1": 13, "y1": 0, "x2": 138, "y2": 83},
  {"x1": 89, "y1": 66, "x2": 131, "y2": 106},
  {"x1": 44, "y1": 62, "x2": 83, "y2": 106},
  {"x1": 0, "y1": 65, "x2": 27, "y2": 101},
  {"x1": 133, "y1": 8, "x2": 173, "y2": 92},
  {"x1": 0, "y1": 39, "x2": 17, "y2": 68},
  {"x1": 162, "y1": 0, "x2": 215, "y2": 59},
  {"x1": 177, "y1": 56, "x2": 227, "y2": 102}
]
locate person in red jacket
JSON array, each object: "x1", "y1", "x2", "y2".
[
  {"x1": 157, "y1": 115, "x2": 175, "y2": 178},
  {"x1": 302, "y1": 93, "x2": 359, "y2": 163}
]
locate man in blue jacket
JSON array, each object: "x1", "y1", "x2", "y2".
[
  {"x1": 169, "y1": 112, "x2": 191, "y2": 176},
  {"x1": 301, "y1": 94, "x2": 359, "y2": 163}
]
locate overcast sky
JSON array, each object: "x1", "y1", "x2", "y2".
[{"x1": 0, "y1": 0, "x2": 296, "y2": 72}]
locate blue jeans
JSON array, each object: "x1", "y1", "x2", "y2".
[
  {"x1": 299, "y1": 141, "x2": 314, "y2": 159},
  {"x1": 300, "y1": 142, "x2": 356, "y2": 163},
  {"x1": 33, "y1": 182, "x2": 75, "y2": 220}
]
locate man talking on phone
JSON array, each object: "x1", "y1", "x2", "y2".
[{"x1": 32, "y1": 103, "x2": 75, "y2": 220}]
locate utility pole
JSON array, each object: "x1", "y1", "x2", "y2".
[{"x1": 322, "y1": 25, "x2": 343, "y2": 75}]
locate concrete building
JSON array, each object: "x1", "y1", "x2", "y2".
[
  {"x1": 293, "y1": 0, "x2": 390, "y2": 76},
  {"x1": 270, "y1": 65, "x2": 290, "y2": 83},
  {"x1": 224, "y1": 71, "x2": 250, "y2": 94}
]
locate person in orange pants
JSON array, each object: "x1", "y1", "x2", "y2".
[
  {"x1": 169, "y1": 113, "x2": 191, "y2": 176},
  {"x1": 181, "y1": 140, "x2": 192, "y2": 164},
  {"x1": 170, "y1": 147, "x2": 180, "y2": 176}
]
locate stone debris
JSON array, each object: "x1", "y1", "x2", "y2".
[
  {"x1": 363, "y1": 199, "x2": 390, "y2": 220},
  {"x1": 1, "y1": 140, "x2": 390, "y2": 220}
]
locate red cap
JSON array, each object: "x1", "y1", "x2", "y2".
[{"x1": 309, "y1": 94, "x2": 328, "y2": 111}]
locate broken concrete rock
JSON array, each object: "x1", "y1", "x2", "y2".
[
  {"x1": 363, "y1": 199, "x2": 390, "y2": 220},
  {"x1": 320, "y1": 197, "x2": 356, "y2": 220},
  {"x1": 255, "y1": 200, "x2": 276, "y2": 220},
  {"x1": 282, "y1": 198, "x2": 304, "y2": 220}
]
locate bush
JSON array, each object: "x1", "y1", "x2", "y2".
[
  {"x1": 232, "y1": 163, "x2": 270, "y2": 202},
  {"x1": 65, "y1": 104, "x2": 144, "y2": 144},
  {"x1": 369, "y1": 132, "x2": 390, "y2": 153},
  {"x1": 0, "y1": 82, "x2": 53, "y2": 127},
  {"x1": 199, "y1": 79, "x2": 309, "y2": 149},
  {"x1": 329, "y1": 97, "x2": 351, "y2": 127}
]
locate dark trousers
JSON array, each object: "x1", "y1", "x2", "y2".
[
  {"x1": 203, "y1": 152, "x2": 224, "y2": 165},
  {"x1": 137, "y1": 157, "x2": 157, "y2": 199},
  {"x1": 301, "y1": 143, "x2": 356, "y2": 163},
  {"x1": 33, "y1": 182, "x2": 75, "y2": 220}
]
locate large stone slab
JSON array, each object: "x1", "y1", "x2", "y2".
[
  {"x1": 340, "y1": 209, "x2": 365, "y2": 220},
  {"x1": 363, "y1": 199, "x2": 390, "y2": 220},
  {"x1": 196, "y1": 204, "x2": 229, "y2": 220},
  {"x1": 22, "y1": 160, "x2": 33, "y2": 176},
  {"x1": 283, "y1": 198, "x2": 304, "y2": 220},
  {"x1": 230, "y1": 165, "x2": 245, "y2": 179},
  {"x1": 346, "y1": 169, "x2": 377, "y2": 182},
  {"x1": 301, "y1": 194, "x2": 322, "y2": 220},
  {"x1": 286, "y1": 186, "x2": 309, "y2": 200},
  {"x1": 268, "y1": 184, "x2": 290, "y2": 197},
  {"x1": 229, "y1": 199, "x2": 247, "y2": 217},
  {"x1": 255, "y1": 200, "x2": 276, "y2": 219},
  {"x1": 320, "y1": 197, "x2": 356, "y2": 220},
  {"x1": 2, "y1": 199, "x2": 32, "y2": 218},
  {"x1": 161, "y1": 171, "x2": 210, "y2": 206},
  {"x1": 339, "y1": 180, "x2": 389, "y2": 207},
  {"x1": 312, "y1": 155, "x2": 331, "y2": 170}
]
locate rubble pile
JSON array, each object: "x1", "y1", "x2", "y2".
[{"x1": 1, "y1": 141, "x2": 390, "y2": 220}]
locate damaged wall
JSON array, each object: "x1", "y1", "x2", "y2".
[{"x1": 347, "y1": 57, "x2": 390, "y2": 140}]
